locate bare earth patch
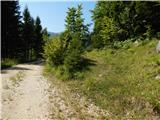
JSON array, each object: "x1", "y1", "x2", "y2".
[{"x1": 1, "y1": 62, "x2": 109, "y2": 119}]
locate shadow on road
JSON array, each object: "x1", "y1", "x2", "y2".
[
  {"x1": 27, "y1": 60, "x2": 44, "y2": 66},
  {"x1": 1, "y1": 66, "x2": 31, "y2": 74},
  {"x1": 10, "y1": 66, "x2": 31, "y2": 70},
  {"x1": 1, "y1": 60, "x2": 45, "y2": 74}
]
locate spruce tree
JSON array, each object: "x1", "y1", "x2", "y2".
[
  {"x1": 64, "y1": 7, "x2": 77, "y2": 50},
  {"x1": 1, "y1": 1, "x2": 22, "y2": 59},
  {"x1": 35, "y1": 16, "x2": 43, "y2": 58},
  {"x1": 42, "y1": 28, "x2": 50, "y2": 42},
  {"x1": 75, "y1": 4, "x2": 90, "y2": 48},
  {"x1": 63, "y1": 5, "x2": 89, "y2": 51},
  {"x1": 63, "y1": 5, "x2": 89, "y2": 74},
  {"x1": 29, "y1": 17, "x2": 36, "y2": 60},
  {"x1": 22, "y1": 6, "x2": 35, "y2": 61}
]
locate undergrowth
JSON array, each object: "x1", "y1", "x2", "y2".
[{"x1": 1, "y1": 58, "x2": 18, "y2": 69}]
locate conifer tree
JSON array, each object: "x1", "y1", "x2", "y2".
[
  {"x1": 22, "y1": 6, "x2": 35, "y2": 61},
  {"x1": 1, "y1": 1, "x2": 21, "y2": 59},
  {"x1": 63, "y1": 5, "x2": 89, "y2": 74},
  {"x1": 35, "y1": 16, "x2": 43, "y2": 58},
  {"x1": 42, "y1": 28, "x2": 49, "y2": 42},
  {"x1": 75, "y1": 4, "x2": 90, "y2": 48},
  {"x1": 92, "y1": 1, "x2": 160, "y2": 48}
]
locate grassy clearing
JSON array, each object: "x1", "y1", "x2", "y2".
[
  {"x1": 66, "y1": 39, "x2": 160, "y2": 119},
  {"x1": 45, "y1": 39, "x2": 160, "y2": 119},
  {"x1": 1, "y1": 58, "x2": 18, "y2": 69}
]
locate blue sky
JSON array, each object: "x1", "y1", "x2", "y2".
[{"x1": 19, "y1": 1, "x2": 96, "y2": 33}]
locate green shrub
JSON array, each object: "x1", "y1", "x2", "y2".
[
  {"x1": 156, "y1": 32, "x2": 160, "y2": 39},
  {"x1": 55, "y1": 65, "x2": 71, "y2": 80},
  {"x1": 73, "y1": 72, "x2": 84, "y2": 80},
  {"x1": 143, "y1": 25, "x2": 153, "y2": 39},
  {"x1": 1, "y1": 58, "x2": 18, "y2": 69},
  {"x1": 64, "y1": 49, "x2": 82, "y2": 74},
  {"x1": 113, "y1": 39, "x2": 133, "y2": 49},
  {"x1": 43, "y1": 34, "x2": 86, "y2": 80},
  {"x1": 122, "y1": 40, "x2": 133, "y2": 49},
  {"x1": 43, "y1": 37, "x2": 65, "y2": 67},
  {"x1": 113, "y1": 41, "x2": 123, "y2": 49}
]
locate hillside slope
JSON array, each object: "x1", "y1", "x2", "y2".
[{"x1": 65, "y1": 39, "x2": 160, "y2": 119}]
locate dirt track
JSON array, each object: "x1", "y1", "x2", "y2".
[{"x1": 1, "y1": 62, "x2": 109, "y2": 120}]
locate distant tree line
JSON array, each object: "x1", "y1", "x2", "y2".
[{"x1": 2, "y1": 1, "x2": 48, "y2": 62}]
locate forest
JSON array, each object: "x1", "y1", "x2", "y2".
[
  {"x1": 2, "y1": 1, "x2": 160, "y2": 69},
  {"x1": 1, "y1": 1, "x2": 160, "y2": 119},
  {"x1": 1, "y1": 1, "x2": 48, "y2": 68}
]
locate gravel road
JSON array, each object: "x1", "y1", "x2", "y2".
[{"x1": 1, "y1": 62, "x2": 109, "y2": 120}]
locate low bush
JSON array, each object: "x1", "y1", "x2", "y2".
[
  {"x1": 43, "y1": 37, "x2": 65, "y2": 67},
  {"x1": 156, "y1": 32, "x2": 160, "y2": 39},
  {"x1": 43, "y1": 36, "x2": 86, "y2": 80},
  {"x1": 1, "y1": 58, "x2": 18, "y2": 69}
]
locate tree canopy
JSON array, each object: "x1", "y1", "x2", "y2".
[
  {"x1": 2, "y1": 1, "x2": 45, "y2": 62},
  {"x1": 91, "y1": 1, "x2": 160, "y2": 48}
]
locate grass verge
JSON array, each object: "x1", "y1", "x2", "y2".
[
  {"x1": 45, "y1": 39, "x2": 160, "y2": 119},
  {"x1": 1, "y1": 58, "x2": 18, "y2": 69}
]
